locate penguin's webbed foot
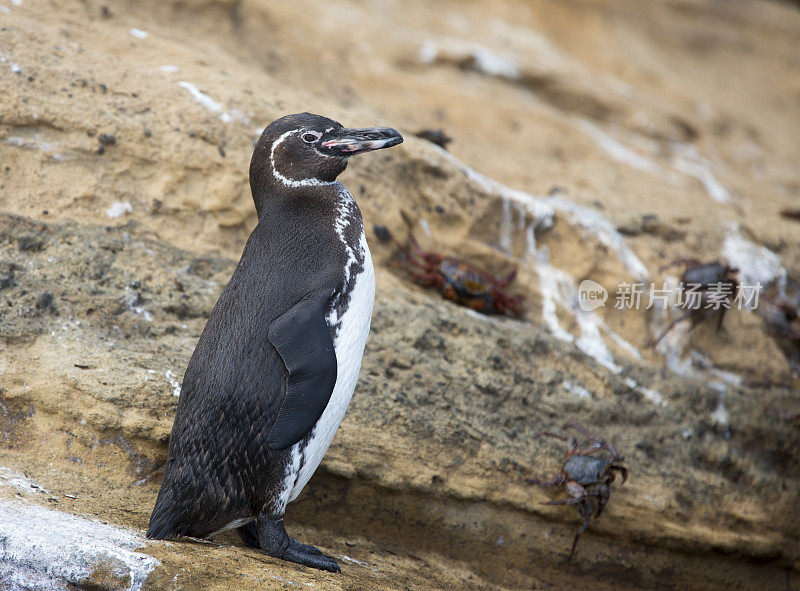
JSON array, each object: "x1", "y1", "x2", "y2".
[
  {"x1": 284, "y1": 539, "x2": 340, "y2": 573},
  {"x1": 256, "y1": 514, "x2": 341, "y2": 573},
  {"x1": 289, "y1": 538, "x2": 324, "y2": 556}
]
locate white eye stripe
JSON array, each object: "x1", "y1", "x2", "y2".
[{"x1": 269, "y1": 130, "x2": 337, "y2": 187}]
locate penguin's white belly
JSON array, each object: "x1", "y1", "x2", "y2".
[{"x1": 285, "y1": 234, "x2": 375, "y2": 504}]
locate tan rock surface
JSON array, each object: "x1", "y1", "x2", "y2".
[{"x1": 1, "y1": 0, "x2": 799, "y2": 589}]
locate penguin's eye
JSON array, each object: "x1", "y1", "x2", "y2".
[{"x1": 301, "y1": 132, "x2": 320, "y2": 144}]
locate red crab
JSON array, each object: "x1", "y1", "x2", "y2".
[
  {"x1": 397, "y1": 233, "x2": 524, "y2": 316},
  {"x1": 526, "y1": 422, "x2": 628, "y2": 559}
]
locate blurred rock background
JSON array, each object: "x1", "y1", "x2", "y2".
[{"x1": 1, "y1": 0, "x2": 799, "y2": 589}]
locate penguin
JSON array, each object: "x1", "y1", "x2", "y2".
[{"x1": 147, "y1": 113, "x2": 403, "y2": 573}]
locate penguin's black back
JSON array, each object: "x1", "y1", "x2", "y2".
[{"x1": 148, "y1": 195, "x2": 347, "y2": 539}]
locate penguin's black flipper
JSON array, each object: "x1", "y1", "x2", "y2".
[{"x1": 267, "y1": 290, "x2": 338, "y2": 450}]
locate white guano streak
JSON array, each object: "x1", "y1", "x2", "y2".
[{"x1": 177, "y1": 81, "x2": 234, "y2": 123}]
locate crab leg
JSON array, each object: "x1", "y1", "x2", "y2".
[
  {"x1": 404, "y1": 269, "x2": 444, "y2": 287},
  {"x1": 768, "y1": 408, "x2": 800, "y2": 421},
  {"x1": 653, "y1": 311, "x2": 692, "y2": 346},
  {"x1": 497, "y1": 267, "x2": 518, "y2": 288},
  {"x1": 542, "y1": 480, "x2": 586, "y2": 506},
  {"x1": 563, "y1": 422, "x2": 621, "y2": 458},
  {"x1": 407, "y1": 233, "x2": 440, "y2": 265},
  {"x1": 714, "y1": 306, "x2": 728, "y2": 332},
  {"x1": 541, "y1": 481, "x2": 592, "y2": 560},
  {"x1": 539, "y1": 430, "x2": 580, "y2": 456},
  {"x1": 402, "y1": 253, "x2": 429, "y2": 271},
  {"x1": 395, "y1": 233, "x2": 439, "y2": 273},
  {"x1": 494, "y1": 292, "x2": 524, "y2": 317},
  {"x1": 595, "y1": 484, "x2": 611, "y2": 518},
  {"x1": 569, "y1": 500, "x2": 593, "y2": 560},
  {"x1": 396, "y1": 245, "x2": 429, "y2": 272},
  {"x1": 525, "y1": 473, "x2": 566, "y2": 487},
  {"x1": 562, "y1": 422, "x2": 601, "y2": 441},
  {"x1": 407, "y1": 232, "x2": 426, "y2": 258},
  {"x1": 539, "y1": 431, "x2": 568, "y2": 442},
  {"x1": 542, "y1": 498, "x2": 584, "y2": 506}
]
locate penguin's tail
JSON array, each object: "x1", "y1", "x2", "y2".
[{"x1": 146, "y1": 486, "x2": 187, "y2": 540}]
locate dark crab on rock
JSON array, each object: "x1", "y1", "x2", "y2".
[
  {"x1": 526, "y1": 422, "x2": 628, "y2": 559},
  {"x1": 654, "y1": 259, "x2": 738, "y2": 345}
]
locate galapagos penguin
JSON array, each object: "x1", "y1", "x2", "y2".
[{"x1": 147, "y1": 113, "x2": 403, "y2": 573}]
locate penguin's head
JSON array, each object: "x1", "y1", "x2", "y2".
[{"x1": 252, "y1": 112, "x2": 403, "y2": 193}]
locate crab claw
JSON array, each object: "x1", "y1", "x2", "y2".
[{"x1": 609, "y1": 464, "x2": 629, "y2": 484}]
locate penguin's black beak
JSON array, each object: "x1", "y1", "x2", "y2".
[{"x1": 319, "y1": 127, "x2": 403, "y2": 157}]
